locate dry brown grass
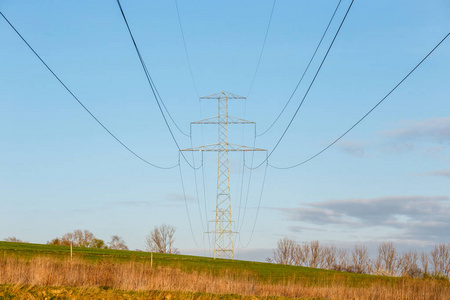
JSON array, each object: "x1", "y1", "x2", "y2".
[{"x1": 0, "y1": 256, "x2": 449, "y2": 299}]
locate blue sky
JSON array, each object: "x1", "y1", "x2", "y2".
[{"x1": 1, "y1": 0, "x2": 449, "y2": 261}]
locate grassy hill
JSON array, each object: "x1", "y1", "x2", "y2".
[
  {"x1": 0, "y1": 241, "x2": 449, "y2": 299},
  {"x1": 0, "y1": 241, "x2": 385, "y2": 286}
]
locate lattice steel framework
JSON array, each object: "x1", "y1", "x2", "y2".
[{"x1": 181, "y1": 91, "x2": 265, "y2": 259}]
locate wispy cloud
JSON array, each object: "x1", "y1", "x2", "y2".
[
  {"x1": 418, "y1": 170, "x2": 450, "y2": 178},
  {"x1": 382, "y1": 117, "x2": 450, "y2": 142},
  {"x1": 112, "y1": 201, "x2": 154, "y2": 207},
  {"x1": 279, "y1": 195, "x2": 450, "y2": 242},
  {"x1": 336, "y1": 140, "x2": 365, "y2": 157},
  {"x1": 166, "y1": 193, "x2": 196, "y2": 202}
]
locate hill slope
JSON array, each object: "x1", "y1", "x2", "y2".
[{"x1": 1, "y1": 241, "x2": 449, "y2": 299}]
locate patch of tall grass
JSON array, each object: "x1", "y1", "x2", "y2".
[{"x1": 0, "y1": 256, "x2": 448, "y2": 299}]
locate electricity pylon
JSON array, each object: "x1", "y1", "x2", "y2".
[{"x1": 181, "y1": 91, "x2": 266, "y2": 259}]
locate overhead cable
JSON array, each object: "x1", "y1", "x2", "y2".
[
  {"x1": 0, "y1": 11, "x2": 178, "y2": 170},
  {"x1": 257, "y1": 0, "x2": 342, "y2": 136},
  {"x1": 116, "y1": 1, "x2": 200, "y2": 173},
  {"x1": 175, "y1": 0, "x2": 200, "y2": 98},
  {"x1": 270, "y1": 32, "x2": 450, "y2": 169},
  {"x1": 190, "y1": 134, "x2": 206, "y2": 232},
  {"x1": 248, "y1": 0, "x2": 355, "y2": 170},
  {"x1": 117, "y1": 0, "x2": 189, "y2": 137},
  {"x1": 238, "y1": 132, "x2": 258, "y2": 233},
  {"x1": 246, "y1": 0, "x2": 277, "y2": 98},
  {"x1": 239, "y1": 154, "x2": 269, "y2": 248},
  {"x1": 177, "y1": 154, "x2": 202, "y2": 248}
]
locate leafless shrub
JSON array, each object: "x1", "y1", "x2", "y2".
[
  {"x1": 273, "y1": 237, "x2": 296, "y2": 265},
  {"x1": 108, "y1": 235, "x2": 128, "y2": 250},
  {"x1": 3, "y1": 237, "x2": 26, "y2": 243},
  {"x1": 146, "y1": 224, "x2": 179, "y2": 254}
]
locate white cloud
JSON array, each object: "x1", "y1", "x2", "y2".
[
  {"x1": 336, "y1": 140, "x2": 365, "y2": 157},
  {"x1": 166, "y1": 193, "x2": 196, "y2": 202},
  {"x1": 383, "y1": 117, "x2": 450, "y2": 142},
  {"x1": 279, "y1": 195, "x2": 450, "y2": 243}
]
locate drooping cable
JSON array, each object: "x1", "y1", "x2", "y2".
[
  {"x1": 116, "y1": 0, "x2": 200, "y2": 170},
  {"x1": 247, "y1": 0, "x2": 355, "y2": 170},
  {"x1": 238, "y1": 131, "x2": 258, "y2": 233},
  {"x1": 239, "y1": 154, "x2": 269, "y2": 248},
  {"x1": 200, "y1": 150, "x2": 212, "y2": 248},
  {"x1": 190, "y1": 132, "x2": 206, "y2": 232},
  {"x1": 246, "y1": 0, "x2": 277, "y2": 98},
  {"x1": 177, "y1": 154, "x2": 202, "y2": 248},
  {"x1": 236, "y1": 152, "x2": 247, "y2": 232},
  {"x1": 0, "y1": 11, "x2": 178, "y2": 170},
  {"x1": 117, "y1": 0, "x2": 189, "y2": 137},
  {"x1": 270, "y1": 32, "x2": 450, "y2": 169},
  {"x1": 257, "y1": 0, "x2": 343, "y2": 136},
  {"x1": 175, "y1": 0, "x2": 200, "y2": 98}
]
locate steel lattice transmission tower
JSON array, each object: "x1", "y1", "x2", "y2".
[{"x1": 181, "y1": 91, "x2": 266, "y2": 259}]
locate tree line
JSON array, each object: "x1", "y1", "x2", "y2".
[
  {"x1": 270, "y1": 237, "x2": 450, "y2": 279},
  {"x1": 3, "y1": 224, "x2": 179, "y2": 254}
]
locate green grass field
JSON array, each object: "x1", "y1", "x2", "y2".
[{"x1": 0, "y1": 241, "x2": 391, "y2": 287}]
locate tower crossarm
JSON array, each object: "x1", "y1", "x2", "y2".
[
  {"x1": 180, "y1": 143, "x2": 266, "y2": 152},
  {"x1": 191, "y1": 115, "x2": 255, "y2": 125},
  {"x1": 199, "y1": 91, "x2": 246, "y2": 100}
]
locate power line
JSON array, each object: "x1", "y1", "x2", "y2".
[
  {"x1": 239, "y1": 154, "x2": 269, "y2": 248},
  {"x1": 200, "y1": 151, "x2": 212, "y2": 249},
  {"x1": 246, "y1": 0, "x2": 277, "y2": 98},
  {"x1": 175, "y1": 0, "x2": 200, "y2": 98},
  {"x1": 189, "y1": 134, "x2": 206, "y2": 232},
  {"x1": 177, "y1": 155, "x2": 202, "y2": 248},
  {"x1": 116, "y1": 0, "x2": 200, "y2": 171},
  {"x1": 175, "y1": 0, "x2": 209, "y2": 238},
  {"x1": 117, "y1": 0, "x2": 189, "y2": 137},
  {"x1": 248, "y1": 0, "x2": 355, "y2": 170},
  {"x1": 269, "y1": 32, "x2": 450, "y2": 169},
  {"x1": 257, "y1": 0, "x2": 343, "y2": 136},
  {"x1": 0, "y1": 11, "x2": 178, "y2": 170},
  {"x1": 238, "y1": 132, "x2": 258, "y2": 233}
]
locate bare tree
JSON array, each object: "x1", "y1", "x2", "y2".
[
  {"x1": 292, "y1": 242, "x2": 308, "y2": 266},
  {"x1": 109, "y1": 235, "x2": 128, "y2": 250},
  {"x1": 375, "y1": 242, "x2": 398, "y2": 276},
  {"x1": 334, "y1": 248, "x2": 350, "y2": 272},
  {"x1": 430, "y1": 244, "x2": 450, "y2": 277},
  {"x1": 420, "y1": 251, "x2": 430, "y2": 275},
  {"x1": 273, "y1": 237, "x2": 296, "y2": 265},
  {"x1": 308, "y1": 240, "x2": 322, "y2": 268},
  {"x1": 351, "y1": 244, "x2": 370, "y2": 274},
  {"x1": 322, "y1": 245, "x2": 337, "y2": 270},
  {"x1": 48, "y1": 229, "x2": 107, "y2": 249},
  {"x1": 146, "y1": 224, "x2": 179, "y2": 254}
]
